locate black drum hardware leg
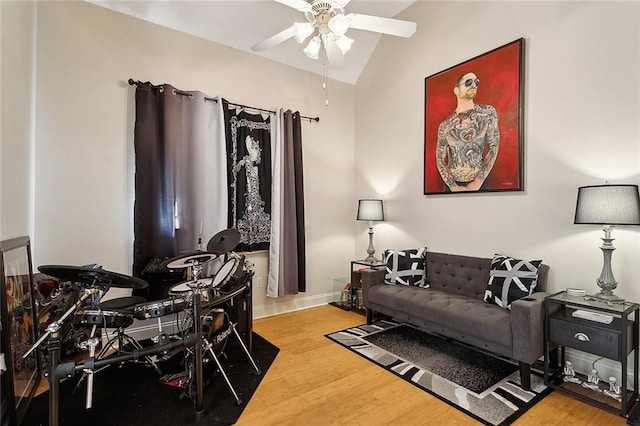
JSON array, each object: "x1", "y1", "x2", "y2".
[
  {"x1": 201, "y1": 320, "x2": 262, "y2": 406},
  {"x1": 47, "y1": 329, "x2": 61, "y2": 426},
  {"x1": 203, "y1": 336, "x2": 243, "y2": 405},
  {"x1": 230, "y1": 324, "x2": 261, "y2": 376},
  {"x1": 192, "y1": 288, "x2": 205, "y2": 419}
]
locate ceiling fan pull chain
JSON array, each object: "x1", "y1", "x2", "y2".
[{"x1": 323, "y1": 62, "x2": 329, "y2": 106}]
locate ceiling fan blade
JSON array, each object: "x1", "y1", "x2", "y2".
[
  {"x1": 274, "y1": 0, "x2": 313, "y2": 13},
  {"x1": 322, "y1": 33, "x2": 345, "y2": 68},
  {"x1": 251, "y1": 25, "x2": 296, "y2": 52},
  {"x1": 347, "y1": 13, "x2": 417, "y2": 38},
  {"x1": 332, "y1": 0, "x2": 352, "y2": 8}
]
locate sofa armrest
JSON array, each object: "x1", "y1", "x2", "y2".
[
  {"x1": 361, "y1": 269, "x2": 385, "y2": 307},
  {"x1": 510, "y1": 292, "x2": 549, "y2": 364}
]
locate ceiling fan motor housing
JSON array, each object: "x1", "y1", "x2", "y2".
[{"x1": 305, "y1": 1, "x2": 345, "y2": 34}]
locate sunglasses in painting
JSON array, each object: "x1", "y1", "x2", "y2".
[{"x1": 458, "y1": 78, "x2": 480, "y2": 87}]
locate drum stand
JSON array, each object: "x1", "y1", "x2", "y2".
[
  {"x1": 23, "y1": 287, "x2": 100, "y2": 426},
  {"x1": 72, "y1": 293, "x2": 164, "y2": 397},
  {"x1": 78, "y1": 337, "x2": 100, "y2": 408},
  {"x1": 72, "y1": 320, "x2": 163, "y2": 398},
  {"x1": 180, "y1": 260, "x2": 208, "y2": 418},
  {"x1": 99, "y1": 322, "x2": 162, "y2": 372},
  {"x1": 160, "y1": 249, "x2": 259, "y2": 417},
  {"x1": 201, "y1": 312, "x2": 261, "y2": 405}
]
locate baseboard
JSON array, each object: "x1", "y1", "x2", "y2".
[
  {"x1": 565, "y1": 348, "x2": 634, "y2": 386},
  {"x1": 252, "y1": 292, "x2": 334, "y2": 319}
]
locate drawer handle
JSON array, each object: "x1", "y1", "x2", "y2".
[{"x1": 574, "y1": 332, "x2": 590, "y2": 342}]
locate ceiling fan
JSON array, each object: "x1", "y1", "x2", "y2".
[{"x1": 251, "y1": 0, "x2": 417, "y2": 67}]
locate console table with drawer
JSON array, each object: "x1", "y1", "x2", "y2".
[{"x1": 544, "y1": 291, "x2": 639, "y2": 416}]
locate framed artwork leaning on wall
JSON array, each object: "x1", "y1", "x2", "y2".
[
  {"x1": 0, "y1": 236, "x2": 41, "y2": 425},
  {"x1": 424, "y1": 38, "x2": 525, "y2": 195}
]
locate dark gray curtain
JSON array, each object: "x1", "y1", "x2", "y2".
[
  {"x1": 279, "y1": 110, "x2": 306, "y2": 294},
  {"x1": 133, "y1": 83, "x2": 218, "y2": 277}
]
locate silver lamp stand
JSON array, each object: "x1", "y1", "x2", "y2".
[
  {"x1": 363, "y1": 220, "x2": 378, "y2": 263},
  {"x1": 594, "y1": 225, "x2": 623, "y2": 302}
]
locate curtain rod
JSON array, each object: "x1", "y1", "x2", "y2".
[{"x1": 128, "y1": 79, "x2": 319, "y2": 123}]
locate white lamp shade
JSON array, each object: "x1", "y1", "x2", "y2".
[
  {"x1": 293, "y1": 22, "x2": 314, "y2": 43},
  {"x1": 334, "y1": 35, "x2": 354, "y2": 54},
  {"x1": 303, "y1": 36, "x2": 321, "y2": 59},
  {"x1": 357, "y1": 199, "x2": 384, "y2": 221},
  {"x1": 574, "y1": 184, "x2": 640, "y2": 225},
  {"x1": 328, "y1": 14, "x2": 350, "y2": 36}
]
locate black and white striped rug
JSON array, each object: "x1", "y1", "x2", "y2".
[{"x1": 326, "y1": 321, "x2": 550, "y2": 426}]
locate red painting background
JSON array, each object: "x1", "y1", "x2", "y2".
[{"x1": 424, "y1": 39, "x2": 523, "y2": 194}]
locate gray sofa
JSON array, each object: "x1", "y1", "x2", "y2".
[{"x1": 362, "y1": 251, "x2": 550, "y2": 391}]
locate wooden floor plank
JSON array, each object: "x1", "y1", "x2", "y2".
[{"x1": 238, "y1": 305, "x2": 627, "y2": 425}]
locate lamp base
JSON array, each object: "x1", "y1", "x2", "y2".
[
  {"x1": 593, "y1": 229, "x2": 624, "y2": 303},
  {"x1": 363, "y1": 225, "x2": 379, "y2": 265},
  {"x1": 362, "y1": 254, "x2": 380, "y2": 264},
  {"x1": 592, "y1": 290, "x2": 625, "y2": 303}
]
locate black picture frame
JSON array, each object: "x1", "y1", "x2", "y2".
[
  {"x1": 424, "y1": 38, "x2": 525, "y2": 195},
  {"x1": 0, "y1": 236, "x2": 41, "y2": 425}
]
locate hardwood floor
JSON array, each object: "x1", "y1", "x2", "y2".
[{"x1": 238, "y1": 305, "x2": 627, "y2": 425}]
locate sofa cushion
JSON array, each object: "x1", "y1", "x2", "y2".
[
  {"x1": 384, "y1": 248, "x2": 427, "y2": 287},
  {"x1": 484, "y1": 254, "x2": 542, "y2": 309},
  {"x1": 424, "y1": 252, "x2": 492, "y2": 299},
  {"x1": 366, "y1": 284, "x2": 513, "y2": 348}
]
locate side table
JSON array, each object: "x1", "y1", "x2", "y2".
[
  {"x1": 329, "y1": 259, "x2": 385, "y2": 314},
  {"x1": 544, "y1": 291, "x2": 639, "y2": 416},
  {"x1": 349, "y1": 260, "x2": 385, "y2": 312}
]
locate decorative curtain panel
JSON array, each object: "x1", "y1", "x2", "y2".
[
  {"x1": 267, "y1": 110, "x2": 306, "y2": 296},
  {"x1": 223, "y1": 101, "x2": 272, "y2": 252},
  {"x1": 132, "y1": 83, "x2": 225, "y2": 277}
]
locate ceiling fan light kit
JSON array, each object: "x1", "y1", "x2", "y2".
[
  {"x1": 293, "y1": 22, "x2": 315, "y2": 43},
  {"x1": 253, "y1": 0, "x2": 417, "y2": 67},
  {"x1": 334, "y1": 34, "x2": 354, "y2": 55},
  {"x1": 327, "y1": 13, "x2": 349, "y2": 36},
  {"x1": 303, "y1": 36, "x2": 322, "y2": 59}
]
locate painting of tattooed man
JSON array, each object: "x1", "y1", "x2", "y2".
[{"x1": 424, "y1": 38, "x2": 524, "y2": 195}]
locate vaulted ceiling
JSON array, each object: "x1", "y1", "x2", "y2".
[{"x1": 88, "y1": 0, "x2": 416, "y2": 84}]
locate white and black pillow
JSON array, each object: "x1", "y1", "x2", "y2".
[
  {"x1": 484, "y1": 254, "x2": 542, "y2": 309},
  {"x1": 384, "y1": 248, "x2": 427, "y2": 287}
]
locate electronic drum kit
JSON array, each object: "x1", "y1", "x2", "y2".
[{"x1": 23, "y1": 229, "x2": 261, "y2": 426}]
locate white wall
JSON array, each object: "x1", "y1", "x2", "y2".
[
  {"x1": 0, "y1": 1, "x2": 37, "y2": 241},
  {"x1": 356, "y1": 1, "x2": 640, "y2": 301},
  {"x1": 29, "y1": 1, "x2": 355, "y2": 314}
]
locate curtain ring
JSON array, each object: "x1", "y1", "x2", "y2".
[
  {"x1": 189, "y1": 93, "x2": 194, "y2": 99},
  {"x1": 172, "y1": 88, "x2": 177, "y2": 96},
  {"x1": 158, "y1": 86, "x2": 164, "y2": 93}
]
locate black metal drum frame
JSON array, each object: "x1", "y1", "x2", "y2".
[{"x1": 24, "y1": 246, "x2": 260, "y2": 426}]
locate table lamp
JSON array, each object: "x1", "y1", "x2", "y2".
[
  {"x1": 357, "y1": 199, "x2": 385, "y2": 263},
  {"x1": 574, "y1": 184, "x2": 640, "y2": 301}
]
